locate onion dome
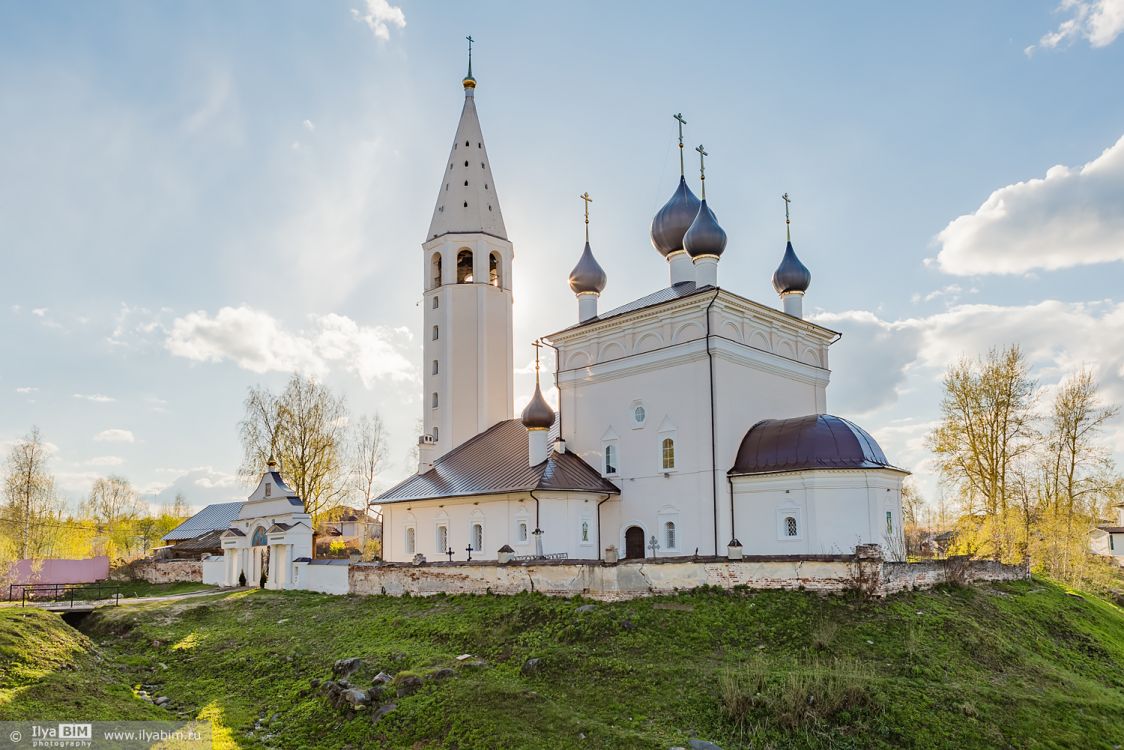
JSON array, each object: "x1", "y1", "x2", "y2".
[
  {"x1": 730, "y1": 415, "x2": 903, "y2": 475},
  {"x1": 568, "y1": 241, "x2": 607, "y2": 295},
  {"x1": 520, "y1": 383, "x2": 556, "y2": 430},
  {"x1": 650, "y1": 177, "x2": 702, "y2": 257},
  {"x1": 683, "y1": 199, "x2": 727, "y2": 259},
  {"x1": 772, "y1": 241, "x2": 811, "y2": 295}
]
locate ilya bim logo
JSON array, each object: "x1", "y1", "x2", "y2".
[{"x1": 1, "y1": 720, "x2": 211, "y2": 748}]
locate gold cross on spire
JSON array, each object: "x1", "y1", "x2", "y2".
[
  {"x1": 782, "y1": 192, "x2": 792, "y2": 242},
  {"x1": 532, "y1": 339, "x2": 543, "y2": 385},
  {"x1": 696, "y1": 144, "x2": 708, "y2": 200},
  {"x1": 579, "y1": 191, "x2": 592, "y2": 242},
  {"x1": 674, "y1": 113, "x2": 687, "y2": 176}
]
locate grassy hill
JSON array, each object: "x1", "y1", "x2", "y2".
[{"x1": 1, "y1": 578, "x2": 1122, "y2": 749}]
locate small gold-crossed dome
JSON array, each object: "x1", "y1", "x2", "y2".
[{"x1": 521, "y1": 383, "x2": 556, "y2": 431}]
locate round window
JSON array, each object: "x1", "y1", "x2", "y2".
[{"x1": 634, "y1": 405, "x2": 646, "y2": 424}]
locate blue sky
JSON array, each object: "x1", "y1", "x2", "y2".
[{"x1": 2, "y1": 1, "x2": 1123, "y2": 511}]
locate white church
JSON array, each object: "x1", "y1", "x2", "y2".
[{"x1": 376, "y1": 59, "x2": 908, "y2": 564}]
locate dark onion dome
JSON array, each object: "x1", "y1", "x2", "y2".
[
  {"x1": 568, "y1": 241, "x2": 607, "y2": 294},
  {"x1": 683, "y1": 199, "x2": 727, "y2": 259},
  {"x1": 772, "y1": 241, "x2": 812, "y2": 295},
  {"x1": 729, "y1": 414, "x2": 905, "y2": 475},
  {"x1": 520, "y1": 383, "x2": 556, "y2": 430},
  {"x1": 650, "y1": 177, "x2": 702, "y2": 257}
]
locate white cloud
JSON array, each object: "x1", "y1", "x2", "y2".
[
  {"x1": 15, "y1": 386, "x2": 38, "y2": 394},
  {"x1": 302, "y1": 119, "x2": 315, "y2": 132},
  {"x1": 144, "y1": 466, "x2": 243, "y2": 512},
  {"x1": 73, "y1": 393, "x2": 115, "y2": 403},
  {"x1": 350, "y1": 0, "x2": 406, "y2": 41},
  {"x1": 94, "y1": 428, "x2": 135, "y2": 443},
  {"x1": 31, "y1": 307, "x2": 47, "y2": 317},
  {"x1": 165, "y1": 306, "x2": 416, "y2": 387},
  {"x1": 84, "y1": 455, "x2": 124, "y2": 467},
  {"x1": 1027, "y1": 0, "x2": 1124, "y2": 54},
  {"x1": 931, "y1": 134, "x2": 1124, "y2": 275}
]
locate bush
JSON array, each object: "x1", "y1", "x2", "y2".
[{"x1": 720, "y1": 656, "x2": 878, "y2": 734}]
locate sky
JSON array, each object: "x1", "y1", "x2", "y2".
[{"x1": 2, "y1": 1, "x2": 1123, "y2": 513}]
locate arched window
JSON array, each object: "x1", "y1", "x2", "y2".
[
  {"x1": 489, "y1": 252, "x2": 501, "y2": 287},
  {"x1": 471, "y1": 523, "x2": 483, "y2": 551},
  {"x1": 581, "y1": 520, "x2": 590, "y2": 543},
  {"x1": 431, "y1": 392, "x2": 439, "y2": 408},
  {"x1": 405, "y1": 527, "x2": 416, "y2": 555},
  {"x1": 518, "y1": 521, "x2": 528, "y2": 543},
  {"x1": 436, "y1": 524, "x2": 448, "y2": 552},
  {"x1": 430, "y1": 253, "x2": 442, "y2": 289},
  {"x1": 661, "y1": 437, "x2": 676, "y2": 470},
  {"x1": 432, "y1": 426, "x2": 439, "y2": 442},
  {"x1": 432, "y1": 359, "x2": 439, "y2": 375},
  {"x1": 785, "y1": 516, "x2": 798, "y2": 537},
  {"x1": 665, "y1": 521, "x2": 677, "y2": 550},
  {"x1": 432, "y1": 325, "x2": 439, "y2": 341},
  {"x1": 456, "y1": 249, "x2": 473, "y2": 283},
  {"x1": 604, "y1": 444, "x2": 617, "y2": 475}
]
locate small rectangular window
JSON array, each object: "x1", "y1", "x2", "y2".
[
  {"x1": 885, "y1": 511, "x2": 893, "y2": 535},
  {"x1": 432, "y1": 392, "x2": 439, "y2": 408},
  {"x1": 432, "y1": 296, "x2": 439, "y2": 309},
  {"x1": 432, "y1": 360, "x2": 439, "y2": 375},
  {"x1": 264, "y1": 482, "x2": 271, "y2": 497},
  {"x1": 432, "y1": 325, "x2": 439, "y2": 340},
  {"x1": 405, "y1": 527, "x2": 416, "y2": 555},
  {"x1": 518, "y1": 521, "x2": 528, "y2": 543},
  {"x1": 604, "y1": 444, "x2": 617, "y2": 475},
  {"x1": 661, "y1": 437, "x2": 675, "y2": 470},
  {"x1": 436, "y1": 525, "x2": 448, "y2": 552}
]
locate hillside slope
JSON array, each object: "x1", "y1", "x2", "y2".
[{"x1": 3, "y1": 579, "x2": 1122, "y2": 749}]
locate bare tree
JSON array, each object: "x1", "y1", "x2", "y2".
[
  {"x1": 239, "y1": 373, "x2": 350, "y2": 519},
  {"x1": 352, "y1": 413, "x2": 388, "y2": 511},
  {"x1": 83, "y1": 476, "x2": 142, "y2": 526},
  {"x1": 928, "y1": 346, "x2": 1037, "y2": 562},
  {"x1": 2, "y1": 427, "x2": 61, "y2": 560}
]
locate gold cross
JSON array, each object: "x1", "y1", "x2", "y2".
[
  {"x1": 782, "y1": 192, "x2": 792, "y2": 241},
  {"x1": 466, "y1": 35, "x2": 474, "y2": 77},
  {"x1": 696, "y1": 144, "x2": 708, "y2": 199},
  {"x1": 579, "y1": 191, "x2": 592, "y2": 241},
  {"x1": 531, "y1": 339, "x2": 543, "y2": 384},
  {"x1": 674, "y1": 113, "x2": 687, "y2": 176}
]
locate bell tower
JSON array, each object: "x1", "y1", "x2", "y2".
[{"x1": 419, "y1": 41, "x2": 514, "y2": 469}]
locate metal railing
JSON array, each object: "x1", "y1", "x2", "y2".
[{"x1": 8, "y1": 582, "x2": 121, "y2": 608}]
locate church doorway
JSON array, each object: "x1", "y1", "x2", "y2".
[{"x1": 624, "y1": 526, "x2": 645, "y2": 559}]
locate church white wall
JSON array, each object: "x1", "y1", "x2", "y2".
[
  {"x1": 730, "y1": 469, "x2": 906, "y2": 559},
  {"x1": 382, "y1": 491, "x2": 609, "y2": 563},
  {"x1": 550, "y1": 291, "x2": 834, "y2": 558},
  {"x1": 201, "y1": 557, "x2": 225, "y2": 586},
  {"x1": 421, "y1": 234, "x2": 514, "y2": 458}
]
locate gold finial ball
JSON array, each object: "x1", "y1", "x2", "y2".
[{"x1": 463, "y1": 77, "x2": 476, "y2": 89}]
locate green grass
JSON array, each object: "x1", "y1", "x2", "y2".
[{"x1": 1, "y1": 578, "x2": 1122, "y2": 749}]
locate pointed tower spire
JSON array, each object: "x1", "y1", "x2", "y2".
[{"x1": 427, "y1": 38, "x2": 507, "y2": 241}]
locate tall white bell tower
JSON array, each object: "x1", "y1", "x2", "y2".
[{"x1": 419, "y1": 44, "x2": 514, "y2": 469}]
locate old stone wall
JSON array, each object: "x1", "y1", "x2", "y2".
[
  {"x1": 119, "y1": 559, "x2": 203, "y2": 584},
  {"x1": 346, "y1": 554, "x2": 1027, "y2": 601}
]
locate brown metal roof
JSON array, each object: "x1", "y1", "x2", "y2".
[
  {"x1": 376, "y1": 419, "x2": 619, "y2": 503},
  {"x1": 730, "y1": 414, "x2": 905, "y2": 475},
  {"x1": 1097, "y1": 526, "x2": 1124, "y2": 534},
  {"x1": 171, "y1": 528, "x2": 224, "y2": 552}
]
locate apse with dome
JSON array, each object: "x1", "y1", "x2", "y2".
[{"x1": 376, "y1": 55, "x2": 908, "y2": 563}]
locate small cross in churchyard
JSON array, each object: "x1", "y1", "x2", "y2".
[
  {"x1": 465, "y1": 544, "x2": 473, "y2": 562},
  {"x1": 648, "y1": 535, "x2": 660, "y2": 558},
  {"x1": 446, "y1": 547, "x2": 454, "y2": 563}
]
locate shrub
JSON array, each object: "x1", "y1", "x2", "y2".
[{"x1": 720, "y1": 656, "x2": 878, "y2": 734}]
